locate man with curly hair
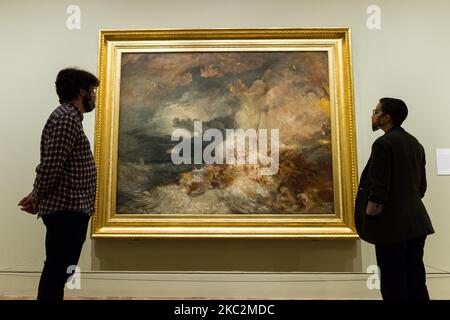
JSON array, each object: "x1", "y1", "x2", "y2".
[{"x1": 18, "y1": 68, "x2": 99, "y2": 300}]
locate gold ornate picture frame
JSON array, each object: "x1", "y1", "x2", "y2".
[{"x1": 91, "y1": 28, "x2": 358, "y2": 239}]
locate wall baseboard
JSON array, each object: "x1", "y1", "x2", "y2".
[{"x1": 1, "y1": 272, "x2": 449, "y2": 299}]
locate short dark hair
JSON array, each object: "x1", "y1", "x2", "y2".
[
  {"x1": 379, "y1": 97, "x2": 408, "y2": 126},
  {"x1": 55, "y1": 68, "x2": 99, "y2": 104}
]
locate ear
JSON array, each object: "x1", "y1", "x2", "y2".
[{"x1": 79, "y1": 88, "x2": 88, "y2": 97}]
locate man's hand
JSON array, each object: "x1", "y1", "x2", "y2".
[
  {"x1": 365, "y1": 200, "x2": 383, "y2": 216},
  {"x1": 18, "y1": 193, "x2": 37, "y2": 215}
]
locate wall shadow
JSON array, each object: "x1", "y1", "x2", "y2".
[{"x1": 91, "y1": 239, "x2": 362, "y2": 272}]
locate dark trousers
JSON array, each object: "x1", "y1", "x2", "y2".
[
  {"x1": 37, "y1": 211, "x2": 90, "y2": 300},
  {"x1": 375, "y1": 236, "x2": 429, "y2": 300}
]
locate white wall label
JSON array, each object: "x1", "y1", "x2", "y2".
[{"x1": 436, "y1": 149, "x2": 450, "y2": 175}]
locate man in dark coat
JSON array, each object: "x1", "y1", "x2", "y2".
[{"x1": 355, "y1": 97, "x2": 434, "y2": 300}]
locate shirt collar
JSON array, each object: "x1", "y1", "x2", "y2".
[
  {"x1": 385, "y1": 126, "x2": 404, "y2": 134},
  {"x1": 66, "y1": 102, "x2": 84, "y2": 121}
]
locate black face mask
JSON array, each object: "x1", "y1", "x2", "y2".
[
  {"x1": 83, "y1": 92, "x2": 95, "y2": 113},
  {"x1": 372, "y1": 118, "x2": 380, "y2": 132},
  {"x1": 372, "y1": 112, "x2": 385, "y2": 132}
]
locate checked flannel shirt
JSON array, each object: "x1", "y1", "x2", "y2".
[{"x1": 32, "y1": 103, "x2": 97, "y2": 216}]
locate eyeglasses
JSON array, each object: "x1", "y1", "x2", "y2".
[{"x1": 372, "y1": 109, "x2": 383, "y2": 116}]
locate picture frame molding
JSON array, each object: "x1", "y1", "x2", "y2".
[{"x1": 92, "y1": 28, "x2": 358, "y2": 239}]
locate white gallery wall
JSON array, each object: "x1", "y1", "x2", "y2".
[{"x1": 1, "y1": 0, "x2": 449, "y2": 299}]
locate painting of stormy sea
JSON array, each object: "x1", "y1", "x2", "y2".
[{"x1": 116, "y1": 51, "x2": 333, "y2": 215}]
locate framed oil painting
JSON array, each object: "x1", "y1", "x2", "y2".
[{"x1": 91, "y1": 28, "x2": 358, "y2": 239}]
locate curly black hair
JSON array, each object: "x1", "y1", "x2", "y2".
[{"x1": 55, "y1": 68, "x2": 99, "y2": 104}]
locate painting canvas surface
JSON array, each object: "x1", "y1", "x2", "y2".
[{"x1": 116, "y1": 51, "x2": 333, "y2": 215}]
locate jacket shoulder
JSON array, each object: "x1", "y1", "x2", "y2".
[
  {"x1": 376, "y1": 128, "x2": 415, "y2": 144},
  {"x1": 372, "y1": 133, "x2": 391, "y2": 148}
]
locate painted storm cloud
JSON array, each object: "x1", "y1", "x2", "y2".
[{"x1": 116, "y1": 51, "x2": 333, "y2": 214}]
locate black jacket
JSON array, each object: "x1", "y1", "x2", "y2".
[{"x1": 355, "y1": 126, "x2": 434, "y2": 245}]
